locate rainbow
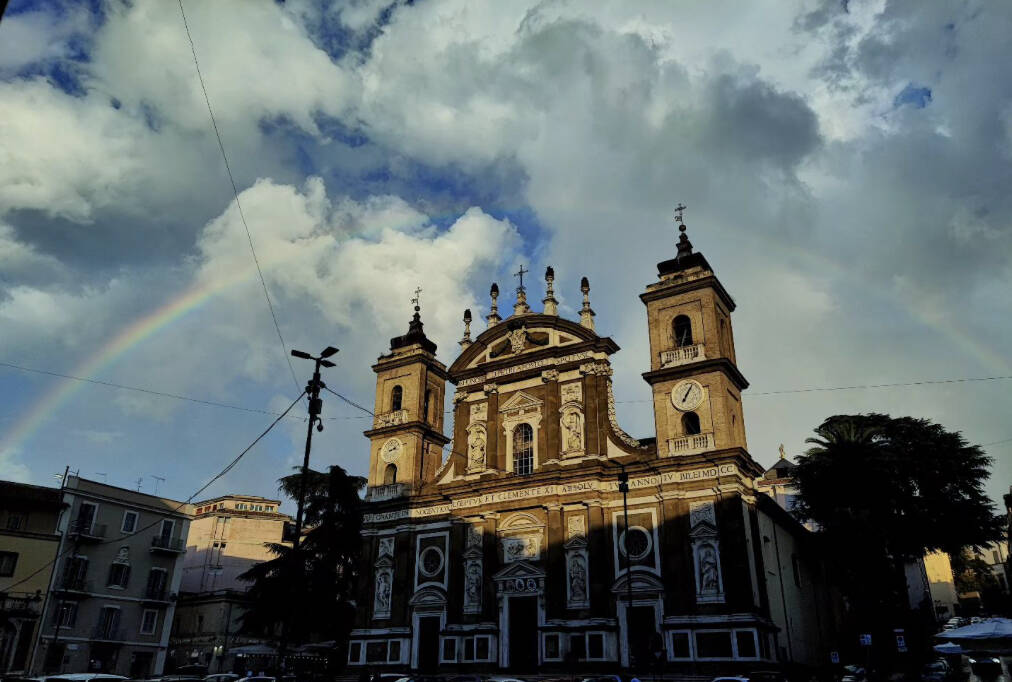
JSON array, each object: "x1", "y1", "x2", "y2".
[
  {"x1": 2, "y1": 223, "x2": 1008, "y2": 466},
  {"x1": 0, "y1": 266, "x2": 263, "y2": 460}
]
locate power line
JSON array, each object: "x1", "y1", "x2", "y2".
[
  {"x1": 175, "y1": 0, "x2": 300, "y2": 393},
  {"x1": 322, "y1": 385, "x2": 375, "y2": 416},
  {"x1": 1, "y1": 360, "x2": 283, "y2": 417},
  {"x1": 0, "y1": 391, "x2": 305, "y2": 593}
]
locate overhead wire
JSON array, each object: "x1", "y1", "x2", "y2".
[
  {"x1": 1, "y1": 391, "x2": 305, "y2": 593},
  {"x1": 175, "y1": 0, "x2": 300, "y2": 393}
]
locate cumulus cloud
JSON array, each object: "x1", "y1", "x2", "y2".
[{"x1": 2, "y1": 0, "x2": 1010, "y2": 504}]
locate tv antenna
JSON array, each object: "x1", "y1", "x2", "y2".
[
  {"x1": 95, "y1": 472, "x2": 108, "y2": 483},
  {"x1": 135, "y1": 477, "x2": 143, "y2": 492},
  {"x1": 151, "y1": 475, "x2": 166, "y2": 495}
]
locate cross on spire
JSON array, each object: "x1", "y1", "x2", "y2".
[
  {"x1": 411, "y1": 286, "x2": 422, "y2": 310},
  {"x1": 514, "y1": 264, "x2": 528, "y2": 292},
  {"x1": 674, "y1": 202, "x2": 687, "y2": 228}
]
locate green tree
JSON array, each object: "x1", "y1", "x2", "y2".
[
  {"x1": 239, "y1": 464, "x2": 365, "y2": 661},
  {"x1": 792, "y1": 414, "x2": 1003, "y2": 657}
]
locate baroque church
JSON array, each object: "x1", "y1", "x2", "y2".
[{"x1": 347, "y1": 219, "x2": 838, "y2": 673}]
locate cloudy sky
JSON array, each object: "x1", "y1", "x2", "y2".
[{"x1": 1, "y1": 0, "x2": 1009, "y2": 511}]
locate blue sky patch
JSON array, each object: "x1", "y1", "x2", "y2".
[{"x1": 894, "y1": 83, "x2": 932, "y2": 109}]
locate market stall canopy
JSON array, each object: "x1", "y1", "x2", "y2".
[{"x1": 936, "y1": 618, "x2": 1012, "y2": 640}]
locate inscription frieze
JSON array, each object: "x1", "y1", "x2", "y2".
[{"x1": 362, "y1": 464, "x2": 738, "y2": 523}]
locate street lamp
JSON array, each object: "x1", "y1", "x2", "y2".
[
  {"x1": 616, "y1": 465, "x2": 635, "y2": 669},
  {"x1": 282, "y1": 345, "x2": 338, "y2": 668}
]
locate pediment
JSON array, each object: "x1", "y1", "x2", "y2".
[
  {"x1": 492, "y1": 560, "x2": 545, "y2": 582},
  {"x1": 610, "y1": 570, "x2": 665, "y2": 594},
  {"x1": 499, "y1": 391, "x2": 543, "y2": 413},
  {"x1": 449, "y1": 314, "x2": 612, "y2": 375},
  {"x1": 374, "y1": 555, "x2": 394, "y2": 569},
  {"x1": 689, "y1": 522, "x2": 718, "y2": 539},
  {"x1": 408, "y1": 585, "x2": 447, "y2": 607}
]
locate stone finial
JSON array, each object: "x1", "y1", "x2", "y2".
[
  {"x1": 579, "y1": 276, "x2": 595, "y2": 330},
  {"x1": 513, "y1": 264, "x2": 530, "y2": 316},
  {"x1": 675, "y1": 203, "x2": 693, "y2": 260},
  {"x1": 543, "y1": 266, "x2": 558, "y2": 316},
  {"x1": 460, "y1": 308, "x2": 473, "y2": 350},
  {"x1": 487, "y1": 283, "x2": 501, "y2": 327}
]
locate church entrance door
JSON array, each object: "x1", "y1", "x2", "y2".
[
  {"x1": 507, "y1": 596, "x2": 538, "y2": 672},
  {"x1": 628, "y1": 605, "x2": 658, "y2": 672},
  {"x1": 417, "y1": 616, "x2": 440, "y2": 673}
]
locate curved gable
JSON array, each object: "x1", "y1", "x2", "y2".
[{"x1": 449, "y1": 315, "x2": 609, "y2": 375}]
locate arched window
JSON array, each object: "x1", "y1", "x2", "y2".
[
  {"x1": 512, "y1": 423, "x2": 534, "y2": 476},
  {"x1": 682, "y1": 411, "x2": 701, "y2": 435},
  {"x1": 383, "y1": 464, "x2": 397, "y2": 485},
  {"x1": 390, "y1": 385, "x2": 403, "y2": 411},
  {"x1": 673, "y1": 315, "x2": 693, "y2": 347},
  {"x1": 424, "y1": 389, "x2": 433, "y2": 423}
]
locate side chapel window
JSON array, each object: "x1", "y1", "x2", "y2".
[
  {"x1": 390, "y1": 385, "x2": 403, "y2": 412},
  {"x1": 673, "y1": 315, "x2": 693, "y2": 348},
  {"x1": 513, "y1": 424, "x2": 534, "y2": 476}
]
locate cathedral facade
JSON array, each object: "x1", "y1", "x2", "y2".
[{"x1": 347, "y1": 224, "x2": 835, "y2": 673}]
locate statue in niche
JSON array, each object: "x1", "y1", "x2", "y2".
[
  {"x1": 699, "y1": 544, "x2": 720, "y2": 593},
  {"x1": 465, "y1": 561, "x2": 482, "y2": 605},
  {"x1": 562, "y1": 408, "x2": 583, "y2": 452},
  {"x1": 468, "y1": 427, "x2": 486, "y2": 469},
  {"x1": 375, "y1": 571, "x2": 391, "y2": 611},
  {"x1": 569, "y1": 555, "x2": 587, "y2": 603}
]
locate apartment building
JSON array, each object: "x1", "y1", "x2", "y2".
[
  {"x1": 170, "y1": 495, "x2": 291, "y2": 672},
  {"x1": 32, "y1": 476, "x2": 191, "y2": 678},
  {"x1": 0, "y1": 481, "x2": 65, "y2": 675}
]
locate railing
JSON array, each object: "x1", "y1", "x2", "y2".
[
  {"x1": 667, "y1": 432, "x2": 715, "y2": 456},
  {"x1": 372, "y1": 409, "x2": 408, "y2": 429},
  {"x1": 0, "y1": 592, "x2": 42, "y2": 615},
  {"x1": 151, "y1": 535, "x2": 186, "y2": 552},
  {"x1": 366, "y1": 483, "x2": 409, "y2": 502},
  {"x1": 659, "y1": 344, "x2": 705, "y2": 368},
  {"x1": 56, "y1": 574, "x2": 92, "y2": 593},
  {"x1": 92, "y1": 625, "x2": 122, "y2": 641},
  {"x1": 144, "y1": 586, "x2": 169, "y2": 601},
  {"x1": 69, "y1": 519, "x2": 107, "y2": 538}
]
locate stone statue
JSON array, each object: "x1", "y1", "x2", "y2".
[
  {"x1": 465, "y1": 561, "x2": 481, "y2": 604},
  {"x1": 375, "y1": 571, "x2": 391, "y2": 611},
  {"x1": 569, "y1": 555, "x2": 587, "y2": 603},
  {"x1": 699, "y1": 545, "x2": 719, "y2": 593},
  {"x1": 562, "y1": 409, "x2": 583, "y2": 452},
  {"x1": 468, "y1": 428, "x2": 486, "y2": 468}
]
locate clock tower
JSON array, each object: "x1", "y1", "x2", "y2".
[
  {"x1": 640, "y1": 215, "x2": 748, "y2": 457},
  {"x1": 364, "y1": 302, "x2": 449, "y2": 496}
]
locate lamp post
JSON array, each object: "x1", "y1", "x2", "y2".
[
  {"x1": 617, "y1": 465, "x2": 635, "y2": 669},
  {"x1": 281, "y1": 345, "x2": 338, "y2": 670}
]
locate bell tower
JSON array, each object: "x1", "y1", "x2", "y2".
[
  {"x1": 364, "y1": 296, "x2": 449, "y2": 494},
  {"x1": 640, "y1": 208, "x2": 748, "y2": 458}
]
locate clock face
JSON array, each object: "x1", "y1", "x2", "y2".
[
  {"x1": 381, "y1": 438, "x2": 403, "y2": 462},
  {"x1": 671, "y1": 380, "x2": 704, "y2": 412}
]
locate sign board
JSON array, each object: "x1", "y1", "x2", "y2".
[
  {"x1": 896, "y1": 634, "x2": 907, "y2": 653},
  {"x1": 830, "y1": 651, "x2": 840, "y2": 664},
  {"x1": 859, "y1": 634, "x2": 872, "y2": 646}
]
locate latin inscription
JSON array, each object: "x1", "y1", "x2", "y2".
[
  {"x1": 457, "y1": 351, "x2": 596, "y2": 387},
  {"x1": 363, "y1": 464, "x2": 737, "y2": 523}
]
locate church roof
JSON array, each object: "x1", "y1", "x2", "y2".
[{"x1": 389, "y1": 305, "x2": 437, "y2": 354}]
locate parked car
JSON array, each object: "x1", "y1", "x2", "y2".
[
  {"x1": 34, "y1": 676, "x2": 129, "y2": 682},
  {"x1": 204, "y1": 675, "x2": 239, "y2": 682},
  {"x1": 967, "y1": 653, "x2": 1003, "y2": 679},
  {"x1": 237, "y1": 677, "x2": 276, "y2": 682},
  {"x1": 921, "y1": 661, "x2": 950, "y2": 682},
  {"x1": 840, "y1": 665, "x2": 867, "y2": 682}
]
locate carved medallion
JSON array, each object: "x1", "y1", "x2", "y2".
[
  {"x1": 469, "y1": 402, "x2": 488, "y2": 422},
  {"x1": 560, "y1": 382, "x2": 583, "y2": 405},
  {"x1": 689, "y1": 500, "x2": 716, "y2": 529}
]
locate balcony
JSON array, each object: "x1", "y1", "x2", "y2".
[
  {"x1": 91, "y1": 625, "x2": 122, "y2": 641},
  {"x1": 0, "y1": 592, "x2": 42, "y2": 616},
  {"x1": 55, "y1": 575, "x2": 92, "y2": 595},
  {"x1": 143, "y1": 587, "x2": 172, "y2": 604},
  {"x1": 151, "y1": 535, "x2": 186, "y2": 553},
  {"x1": 366, "y1": 483, "x2": 409, "y2": 502},
  {"x1": 68, "y1": 519, "x2": 107, "y2": 540},
  {"x1": 372, "y1": 409, "x2": 408, "y2": 429},
  {"x1": 659, "y1": 344, "x2": 705, "y2": 368},
  {"x1": 666, "y1": 432, "x2": 715, "y2": 456}
]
